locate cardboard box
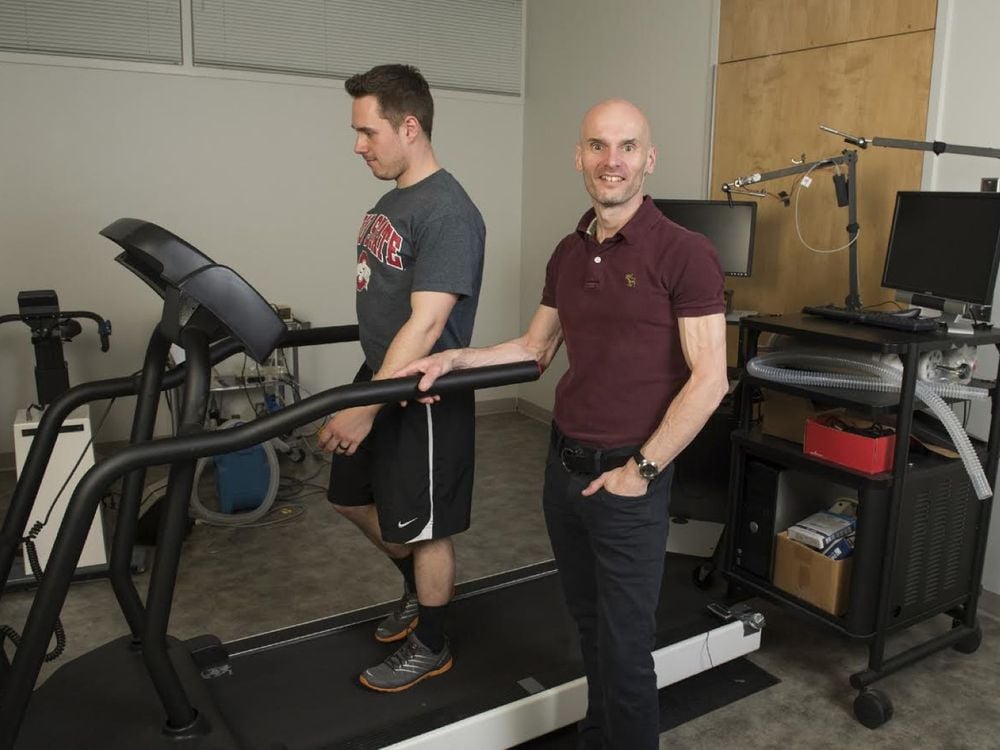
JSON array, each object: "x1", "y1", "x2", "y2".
[
  {"x1": 773, "y1": 531, "x2": 852, "y2": 616},
  {"x1": 804, "y1": 416, "x2": 895, "y2": 474},
  {"x1": 760, "y1": 390, "x2": 828, "y2": 444}
]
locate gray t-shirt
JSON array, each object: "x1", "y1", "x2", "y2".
[{"x1": 354, "y1": 169, "x2": 485, "y2": 371}]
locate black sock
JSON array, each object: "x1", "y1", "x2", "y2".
[
  {"x1": 415, "y1": 603, "x2": 448, "y2": 652},
  {"x1": 390, "y1": 554, "x2": 417, "y2": 594}
]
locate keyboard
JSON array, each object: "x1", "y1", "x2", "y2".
[{"x1": 802, "y1": 305, "x2": 942, "y2": 332}]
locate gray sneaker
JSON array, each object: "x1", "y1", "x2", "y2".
[
  {"x1": 375, "y1": 588, "x2": 419, "y2": 643},
  {"x1": 359, "y1": 633, "x2": 452, "y2": 693}
]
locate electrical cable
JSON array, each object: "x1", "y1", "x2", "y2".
[
  {"x1": 0, "y1": 541, "x2": 66, "y2": 662},
  {"x1": 277, "y1": 348, "x2": 300, "y2": 400},
  {"x1": 282, "y1": 488, "x2": 326, "y2": 501},
  {"x1": 277, "y1": 379, "x2": 330, "y2": 446},
  {"x1": 863, "y1": 299, "x2": 906, "y2": 311},
  {"x1": 163, "y1": 388, "x2": 175, "y2": 435},
  {"x1": 239, "y1": 354, "x2": 258, "y2": 416},
  {"x1": 35, "y1": 399, "x2": 115, "y2": 530},
  {"x1": 701, "y1": 631, "x2": 716, "y2": 670},
  {"x1": 230, "y1": 503, "x2": 306, "y2": 528},
  {"x1": 1, "y1": 398, "x2": 115, "y2": 665},
  {"x1": 793, "y1": 160, "x2": 859, "y2": 254}
]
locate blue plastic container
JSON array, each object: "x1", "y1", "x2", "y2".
[{"x1": 214, "y1": 443, "x2": 270, "y2": 514}]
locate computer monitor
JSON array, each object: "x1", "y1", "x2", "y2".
[
  {"x1": 653, "y1": 199, "x2": 756, "y2": 277},
  {"x1": 882, "y1": 191, "x2": 1000, "y2": 326}
]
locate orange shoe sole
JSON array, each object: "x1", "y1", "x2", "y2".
[
  {"x1": 374, "y1": 616, "x2": 419, "y2": 643},
  {"x1": 358, "y1": 656, "x2": 453, "y2": 693}
]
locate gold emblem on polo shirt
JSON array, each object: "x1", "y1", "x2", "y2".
[{"x1": 625, "y1": 273, "x2": 637, "y2": 288}]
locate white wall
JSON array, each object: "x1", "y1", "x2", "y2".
[
  {"x1": 0, "y1": 0, "x2": 720, "y2": 452},
  {"x1": 0, "y1": 58, "x2": 523, "y2": 455},
  {"x1": 517, "y1": 0, "x2": 719, "y2": 411},
  {"x1": 924, "y1": 0, "x2": 1000, "y2": 596}
]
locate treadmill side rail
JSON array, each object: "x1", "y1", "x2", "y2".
[{"x1": 384, "y1": 617, "x2": 762, "y2": 750}]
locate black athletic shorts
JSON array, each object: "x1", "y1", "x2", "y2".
[{"x1": 326, "y1": 363, "x2": 475, "y2": 544}]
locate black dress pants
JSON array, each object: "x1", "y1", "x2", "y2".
[{"x1": 543, "y1": 428, "x2": 673, "y2": 750}]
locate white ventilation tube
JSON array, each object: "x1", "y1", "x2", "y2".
[
  {"x1": 189, "y1": 420, "x2": 280, "y2": 525},
  {"x1": 747, "y1": 351, "x2": 992, "y2": 499}
]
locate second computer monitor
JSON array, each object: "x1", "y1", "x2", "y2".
[
  {"x1": 653, "y1": 198, "x2": 756, "y2": 277},
  {"x1": 882, "y1": 191, "x2": 1000, "y2": 313}
]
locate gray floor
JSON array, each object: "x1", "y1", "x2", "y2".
[{"x1": 1, "y1": 411, "x2": 998, "y2": 749}]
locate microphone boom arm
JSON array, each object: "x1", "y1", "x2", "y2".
[
  {"x1": 721, "y1": 149, "x2": 861, "y2": 310},
  {"x1": 821, "y1": 124, "x2": 1000, "y2": 159}
]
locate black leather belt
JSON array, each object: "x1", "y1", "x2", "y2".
[{"x1": 553, "y1": 427, "x2": 637, "y2": 476}]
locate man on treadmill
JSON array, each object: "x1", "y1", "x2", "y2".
[
  {"x1": 394, "y1": 99, "x2": 729, "y2": 747},
  {"x1": 320, "y1": 64, "x2": 486, "y2": 692}
]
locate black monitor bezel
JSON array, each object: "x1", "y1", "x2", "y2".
[
  {"x1": 881, "y1": 191, "x2": 1000, "y2": 308},
  {"x1": 652, "y1": 198, "x2": 757, "y2": 278}
]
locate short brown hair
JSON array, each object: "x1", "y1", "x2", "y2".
[{"x1": 345, "y1": 64, "x2": 434, "y2": 139}]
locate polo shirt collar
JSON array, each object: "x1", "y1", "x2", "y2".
[{"x1": 575, "y1": 195, "x2": 660, "y2": 244}]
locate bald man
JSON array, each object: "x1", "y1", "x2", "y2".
[{"x1": 397, "y1": 99, "x2": 728, "y2": 748}]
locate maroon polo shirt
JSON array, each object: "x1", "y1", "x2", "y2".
[{"x1": 541, "y1": 195, "x2": 725, "y2": 448}]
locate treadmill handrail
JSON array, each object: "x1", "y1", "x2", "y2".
[
  {"x1": 0, "y1": 324, "x2": 358, "y2": 605},
  {"x1": 84, "y1": 361, "x2": 540, "y2": 480},
  {"x1": 0, "y1": 361, "x2": 540, "y2": 749}
]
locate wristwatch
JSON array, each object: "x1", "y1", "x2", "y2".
[{"x1": 634, "y1": 450, "x2": 659, "y2": 481}]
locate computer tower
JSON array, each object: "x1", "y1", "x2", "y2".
[
  {"x1": 735, "y1": 458, "x2": 854, "y2": 580},
  {"x1": 734, "y1": 458, "x2": 781, "y2": 579}
]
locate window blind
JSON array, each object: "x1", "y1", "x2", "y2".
[
  {"x1": 191, "y1": 0, "x2": 522, "y2": 95},
  {"x1": 0, "y1": 0, "x2": 182, "y2": 64}
]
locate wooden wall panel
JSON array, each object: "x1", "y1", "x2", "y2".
[
  {"x1": 712, "y1": 31, "x2": 935, "y2": 333},
  {"x1": 719, "y1": 0, "x2": 937, "y2": 63}
]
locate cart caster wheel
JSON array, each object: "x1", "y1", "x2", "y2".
[
  {"x1": 953, "y1": 624, "x2": 982, "y2": 654},
  {"x1": 854, "y1": 688, "x2": 893, "y2": 729},
  {"x1": 691, "y1": 563, "x2": 714, "y2": 589}
]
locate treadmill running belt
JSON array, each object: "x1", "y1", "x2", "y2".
[
  {"x1": 210, "y1": 556, "x2": 724, "y2": 749},
  {"x1": 15, "y1": 555, "x2": 733, "y2": 749}
]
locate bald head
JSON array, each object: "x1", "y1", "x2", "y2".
[
  {"x1": 575, "y1": 98, "x2": 656, "y2": 212},
  {"x1": 579, "y1": 99, "x2": 652, "y2": 148}
]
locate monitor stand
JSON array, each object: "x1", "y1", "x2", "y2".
[
  {"x1": 724, "y1": 289, "x2": 757, "y2": 323},
  {"x1": 938, "y1": 313, "x2": 982, "y2": 336}
]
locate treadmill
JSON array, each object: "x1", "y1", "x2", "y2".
[{"x1": 0, "y1": 220, "x2": 763, "y2": 750}]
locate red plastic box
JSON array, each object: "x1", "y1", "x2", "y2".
[{"x1": 803, "y1": 416, "x2": 896, "y2": 474}]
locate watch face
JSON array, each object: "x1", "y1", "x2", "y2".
[{"x1": 638, "y1": 461, "x2": 658, "y2": 480}]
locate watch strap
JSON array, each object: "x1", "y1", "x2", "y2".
[{"x1": 634, "y1": 450, "x2": 659, "y2": 480}]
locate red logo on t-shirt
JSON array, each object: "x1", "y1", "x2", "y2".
[
  {"x1": 356, "y1": 251, "x2": 371, "y2": 292},
  {"x1": 357, "y1": 213, "x2": 404, "y2": 270}
]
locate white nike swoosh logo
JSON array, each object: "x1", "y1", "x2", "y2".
[{"x1": 398, "y1": 517, "x2": 419, "y2": 529}]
